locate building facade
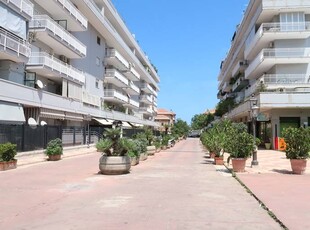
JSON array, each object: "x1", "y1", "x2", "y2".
[
  {"x1": 0, "y1": 0, "x2": 159, "y2": 132},
  {"x1": 217, "y1": 0, "x2": 310, "y2": 149},
  {"x1": 155, "y1": 108, "x2": 176, "y2": 133}
]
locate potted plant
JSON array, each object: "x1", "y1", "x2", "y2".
[
  {"x1": 282, "y1": 127, "x2": 310, "y2": 174},
  {"x1": 0, "y1": 142, "x2": 17, "y2": 171},
  {"x1": 96, "y1": 128, "x2": 131, "y2": 175},
  {"x1": 125, "y1": 139, "x2": 140, "y2": 166},
  {"x1": 226, "y1": 124, "x2": 257, "y2": 172},
  {"x1": 45, "y1": 138, "x2": 63, "y2": 161},
  {"x1": 133, "y1": 134, "x2": 148, "y2": 161},
  {"x1": 161, "y1": 135, "x2": 170, "y2": 149}
]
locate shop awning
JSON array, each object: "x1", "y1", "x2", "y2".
[
  {"x1": 122, "y1": 122, "x2": 133, "y2": 128},
  {"x1": 0, "y1": 101, "x2": 25, "y2": 124},
  {"x1": 40, "y1": 108, "x2": 65, "y2": 120},
  {"x1": 93, "y1": 118, "x2": 113, "y2": 125}
]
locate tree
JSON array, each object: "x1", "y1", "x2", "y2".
[
  {"x1": 191, "y1": 113, "x2": 214, "y2": 130},
  {"x1": 171, "y1": 119, "x2": 190, "y2": 136}
]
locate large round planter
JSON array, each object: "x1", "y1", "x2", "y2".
[
  {"x1": 265, "y1": 143, "x2": 271, "y2": 150},
  {"x1": 147, "y1": 145, "x2": 156, "y2": 156},
  {"x1": 0, "y1": 159, "x2": 17, "y2": 171},
  {"x1": 214, "y1": 156, "x2": 224, "y2": 165},
  {"x1": 139, "y1": 152, "x2": 148, "y2": 161},
  {"x1": 48, "y1": 154, "x2": 61, "y2": 161},
  {"x1": 99, "y1": 156, "x2": 131, "y2": 175},
  {"x1": 290, "y1": 159, "x2": 307, "y2": 175},
  {"x1": 231, "y1": 158, "x2": 247, "y2": 172},
  {"x1": 130, "y1": 156, "x2": 139, "y2": 166},
  {"x1": 162, "y1": 146, "x2": 167, "y2": 150}
]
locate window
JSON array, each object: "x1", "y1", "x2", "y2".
[
  {"x1": 95, "y1": 80, "x2": 99, "y2": 89},
  {"x1": 97, "y1": 36, "x2": 101, "y2": 45},
  {"x1": 24, "y1": 72, "x2": 36, "y2": 88},
  {"x1": 96, "y1": 57, "x2": 100, "y2": 66}
]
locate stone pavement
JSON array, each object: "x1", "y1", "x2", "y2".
[
  {"x1": 0, "y1": 139, "x2": 281, "y2": 230},
  {"x1": 223, "y1": 149, "x2": 310, "y2": 230}
]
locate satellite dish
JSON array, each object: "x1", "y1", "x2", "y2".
[
  {"x1": 28, "y1": 117, "x2": 37, "y2": 126},
  {"x1": 40, "y1": 120, "x2": 47, "y2": 126},
  {"x1": 36, "y1": 80, "x2": 44, "y2": 89}
]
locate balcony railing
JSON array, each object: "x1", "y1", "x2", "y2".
[
  {"x1": 140, "y1": 106, "x2": 153, "y2": 114},
  {"x1": 0, "y1": 28, "x2": 31, "y2": 59},
  {"x1": 29, "y1": 15, "x2": 86, "y2": 57},
  {"x1": 141, "y1": 82, "x2": 157, "y2": 96},
  {"x1": 263, "y1": 74, "x2": 309, "y2": 85},
  {"x1": 2, "y1": 0, "x2": 34, "y2": 19},
  {"x1": 263, "y1": 0, "x2": 310, "y2": 8},
  {"x1": 82, "y1": 91, "x2": 101, "y2": 107},
  {"x1": 129, "y1": 81, "x2": 140, "y2": 93},
  {"x1": 128, "y1": 99, "x2": 139, "y2": 108},
  {"x1": 104, "y1": 89, "x2": 128, "y2": 102},
  {"x1": 246, "y1": 48, "x2": 310, "y2": 78},
  {"x1": 27, "y1": 52, "x2": 85, "y2": 84},
  {"x1": 140, "y1": 95, "x2": 152, "y2": 104},
  {"x1": 58, "y1": 0, "x2": 87, "y2": 29},
  {"x1": 106, "y1": 48, "x2": 130, "y2": 70},
  {"x1": 105, "y1": 68, "x2": 129, "y2": 86}
]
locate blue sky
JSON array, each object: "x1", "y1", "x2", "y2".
[{"x1": 112, "y1": 0, "x2": 249, "y2": 124}]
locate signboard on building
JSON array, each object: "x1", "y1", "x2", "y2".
[{"x1": 256, "y1": 113, "x2": 269, "y2": 122}]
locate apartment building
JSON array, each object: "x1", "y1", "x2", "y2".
[
  {"x1": 0, "y1": 0, "x2": 159, "y2": 138},
  {"x1": 217, "y1": 0, "x2": 310, "y2": 149},
  {"x1": 155, "y1": 108, "x2": 176, "y2": 133}
]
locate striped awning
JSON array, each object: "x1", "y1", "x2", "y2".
[
  {"x1": 65, "y1": 112, "x2": 84, "y2": 121},
  {"x1": 93, "y1": 118, "x2": 113, "y2": 125},
  {"x1": 40, "y1": 108, "x2": 65, "y2": 120}
]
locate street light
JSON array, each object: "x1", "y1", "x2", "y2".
[{"x1": 250, "y1": 95, "x2": 259, "y2": 166}]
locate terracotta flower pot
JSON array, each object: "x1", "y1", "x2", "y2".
[
  {"x1": 290, "y1": 159, "x2": 307, "y2": 175},
  {"x1": 48, "y1": 154, "x2": 61, "y2": 161},
  {"x1": 231, "y1": 158, "x2": 247, "y2": 172},
  {"x1": 0, "y1": 160, "x2": 17, "y2": 171},
  {"x1": 214, "y1": 156, "x2": 224, "y2": 165},
  {"x1": 210, "y1": 152, "x2": 216, "y2": 159}
]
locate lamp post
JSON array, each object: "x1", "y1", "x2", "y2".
[
  {"x1": 250, "y1": 95, "x2": 259, "y2": 166},
  {"x1": 87, "y1": 114, "x2": 91, "y2": 148}
]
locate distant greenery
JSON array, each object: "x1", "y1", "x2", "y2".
[
  {"x1": 191, "y1": 113, "x2": 214, "y2": 130},
  {"x1": 171, "y1": 119, "x2": 189, "y2": 137}
]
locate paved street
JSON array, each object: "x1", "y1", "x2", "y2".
[{"x1": 1, "y1": 139, "x2": 281, "y2": 230}]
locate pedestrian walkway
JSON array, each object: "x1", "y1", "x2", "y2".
[{"x1": 0, "y1": 139, "x2": 281, "y2": 230}]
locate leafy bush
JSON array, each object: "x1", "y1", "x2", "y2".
[
  {"x1": 162, "y1": 135, "x2": 170, "y2": 146},
  {"x1": 282, "y1": 127, "x2": 310, "y2": 159},
  {"x1": 45, "y1": 138, "x2": 63, "y2": 156},
  {"x1": 0, "y1": 142, "x2": 17, "y2": 162}
]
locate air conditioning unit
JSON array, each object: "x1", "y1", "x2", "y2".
[{"x1": 59, "y1": 55, "x2": 68, "y2": 63}]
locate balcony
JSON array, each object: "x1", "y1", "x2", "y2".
[
  {"x1": 0, "y1": 28, "x2": 31, "y2": 62},
  {"x1": 140, "y1": 95, "x2": 152, "y2": 105},
  {"x1": 232, "y1": 60, "x2": 248, "y2": 77},
  {"x1": 141, "y1": 82, "x2": 157, "y2": 96},
  {"x1": 245, "y1": 48, "x2": 310, "y2": 80},
  {"x1": 123, "y1": 66, "x2": 140, "y2": 81},
  {"x1": 106, "y1": 48, "x2": 130, "y2": 71},
  {"x1": 125, "y1": 99, "x2": 139, "y2": 109},
  {"x1": 232, "y1": 77, "x2": 249, "y2": 92},
  {"x1": 26, "y1": 52, "x2": 85, "y2": 84},
  {"x1": 140, "y1": 106, "x2": 153, "y2": 115},
  {"x1": 1, "y1": 0, "x2": 34, "y2": 19},
  {"x1": 245, "y1": 22, "x2": 310, "y2": 59},
  {"x1": 263, "y1": 74, "x2": 310, "y2": 90},
  {"x1": 31, "y1": 0, "x2": 87, "y2": 31},
  {"x1": 105, "y1": 68, "x2": 128, "y2": 88},
  {"x1": 104, "y1": 89, "x2": 128, "y2": 104},
  {"x1": 222, "y1": 81, "x2": 232, "y2": 93},
  {"x1": 263, "y1": 0, "x2": 310, "y2": 9},
  {"x1": 123, "y1": 81, "x2": 140, "y2": 95},
  {"x1": 29, "y1": 15, "x2": 86, "y2": 58}
]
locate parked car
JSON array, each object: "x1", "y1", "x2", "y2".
[{"x1": 188, "y1": 130, "x2": 201, "y2": 138}]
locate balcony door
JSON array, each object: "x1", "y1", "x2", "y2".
[{"x1": 280, "y1": 12, "x2": 305, "y2": 31}]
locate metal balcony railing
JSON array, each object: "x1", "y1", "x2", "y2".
[
  {"x1": 263, "y1": 74, "x2": 309, "y2": 84},
  {"x1": 27, "y1": 52, "x2": 85, "y2": 83},
  {"x1": 58, "y1": 0, "x2": 87, "y2": 29},
  {"x1": 2, "y1": 0, "x2": 34, "y2": 18},
  {"x1": 104, "y1": 89, "x2": 128, "y2": 102},
  {"x1": 0, "y1": 28, "x2": 31, "y2": 58},
  {"x1": 30, "y1": 15, "x2": 86, "y2": 56},
  {"x1": 105, "y1": 68, "x2": 128, "y2": 86}
]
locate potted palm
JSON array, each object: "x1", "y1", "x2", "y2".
[
  {"x1": 0, "y1": 142, "x2": 17, "y2": 171},
  {"x1": 282, "y1": 127, "x2": 310, "y2": 174},
  {"x1": 45, "y1": 138, "x2": 63, "y2": 161},
  {"x1": 96, "y1": 128, "x2": 131, "y2": 175}
]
